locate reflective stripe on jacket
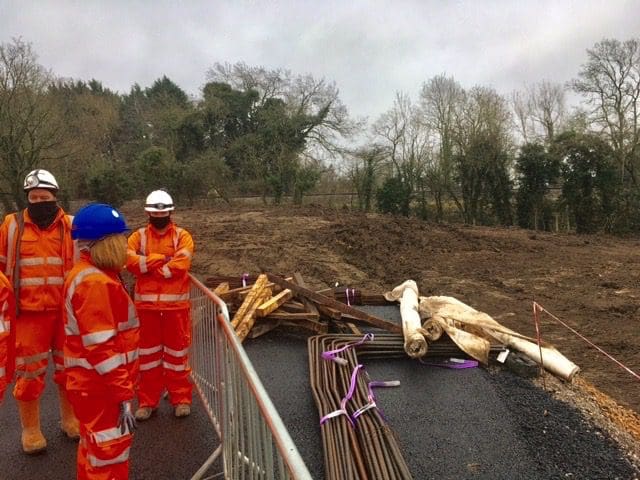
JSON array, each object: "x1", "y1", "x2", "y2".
[
  {"x1": 63, "y1": 257, "x2": 139, "y2": 402},
  {"x1": 0, "y1": 209, "x2": 76, "y2": 312},
  {"x1": 0, "y1": 271, "x2": 15, "y2": 399},
  {"x1": 126, "y1": 223, "x2": 194, "y2": 310}
]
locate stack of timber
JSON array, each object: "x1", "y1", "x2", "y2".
[{"x1": 205, "y1": 273, "x2": 402, "y2": 342}]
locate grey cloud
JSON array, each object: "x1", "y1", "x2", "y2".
[{"x1": 0, "y1": 0, "x2": 638, "y2": 121}]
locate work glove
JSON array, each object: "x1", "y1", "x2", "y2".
[
  {"x1": 144, "y1": 253, "x2": 166, "y2": 271},
  {"x1": 118, "y1": 400, "x2": 136, "y2": 435}
]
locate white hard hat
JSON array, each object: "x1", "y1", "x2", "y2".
[
  {"x1": 23, "y1": 169, "x2": 59, "y2": 192},
  {"x1": 145, "y1": 190, "x2": 174, "y2": 212}
]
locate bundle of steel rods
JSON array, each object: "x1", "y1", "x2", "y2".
[
  {"x1": 351, "y1": 333, "x2": 504, "y2": 359},
  {"x1": 333, "y1": 287, "x2": 394, "y2": 306},
  {"x1": 309, "y1": 334, "x2": 414, "y2": 480},
  {"x1": 309, "y1": 333, "x2": 505, "y2": 479}
]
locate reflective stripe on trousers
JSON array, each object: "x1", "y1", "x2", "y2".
[{"x1": 134, "y1": 293, "x2": 189, "y2": 302}]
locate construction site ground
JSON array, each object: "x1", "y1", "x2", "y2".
[{"x1": 163, "y1": 202, "x2": 640, "y2": 472}]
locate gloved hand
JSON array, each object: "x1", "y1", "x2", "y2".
[
  {"x1": 118, "y1": 400, "x2": 136, "y2": 434},
  {"x1": 144, "y1": 253, "x2": 166, "y2": 271}
]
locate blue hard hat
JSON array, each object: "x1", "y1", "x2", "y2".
[{"x1": 72, "y1": 203, "x2": 129, "y2": 241}]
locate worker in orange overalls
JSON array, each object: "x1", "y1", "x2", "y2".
[
  {"x1": 64, "y1": 203, "x2": 139, "y2": 480},
  {"x1": 0, "y1": 169, "x2": 79, "y2": 453},
  {"x1": 126, "y1": 190, "x2": 194, "y2": 420},
  {"x1": 0, "y1": 270, "x2": 15, "y2": 403}
]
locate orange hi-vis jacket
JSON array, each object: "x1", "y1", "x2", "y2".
[
  {"x1": 63, "y1": 255, "x2": 140, "y2": 402},
  {"x1": 0, "y1": 271, "x2": 15, "y2": 400},
  {"x1": 0, "y1": 208, "x2": 75, "y2": 312},
  {"x1": 126, "y1": 222, "x2": 194, "y2": 310}
]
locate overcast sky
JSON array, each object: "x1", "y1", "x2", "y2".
[{"x1": 1, "y1": 0, "x2": 638, "y2": 121}]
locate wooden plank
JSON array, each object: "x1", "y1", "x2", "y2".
[
  {"x1": 280, "y1": 300, "x2": 307, "y2": 312},
  {"x1": 266, "y1": 273, "x2": 402, "y2": 333},
  {"x1": 213, "y1": 282, "x2": 230, "y2": 295},
  {"x1": 219, "y1": 281, "x2": 280, "y2": 303},
  {"x1": 231, "y1": 274, "x2": 269, "y2": 328},
  {"x1": 248, "y1": 318, "x2": 281, "y2": 339},
  {"x1": 256, "y1": 289, "x2": 293, "y2": 317},
  {"x1": 235, "y1": 287, "x2": 272, "y2": 342},
  {"x1": 266, "y1": 310, "x2": 320, "y2": 321},
  {"x1": 280, "y1": 319, "x2": 328, "y2": 334},
  {"x1": 317, "y1": 304, "x2": 342, "y2": 320},
  {"x1": 345, "y1": 323, "x2": 363, "y2": 335},
  {"x1": 293, "y1": 272, "x2": 320, "y2": 318}
]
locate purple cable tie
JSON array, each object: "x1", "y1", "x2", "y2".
[
  {"x1": 420, "y1": 358, "x2": 479, "y2": 369},
  {"x1": 352, "y1": 379, "x2": 400, "y2": 422},
  {"x1": 241, "y1": 273, "x2": 249, "y2": 288},
  {"x1": 320, "y1": 364, "x2": 363, "y2": 427},
  {"x1": 321, "y1": 333, "x2": 374, "y2": 365}
]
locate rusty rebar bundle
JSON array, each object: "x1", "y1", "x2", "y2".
[{"x1": 309, "y1": 333, "x2": 504, "y2": 479}]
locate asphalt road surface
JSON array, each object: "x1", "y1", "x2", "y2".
[{"x1": 243, "y1": 305, "x2": 638, "y2": 480}]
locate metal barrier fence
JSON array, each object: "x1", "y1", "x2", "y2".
[{"x1": 189, "y1": 274, "x2": 313, "y2": 480}]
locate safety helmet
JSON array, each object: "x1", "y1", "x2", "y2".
[
  {"x1": 72, "y1": 203, "x2": 129, "y2": 241},
  {"x1": 23, "y1": 169, "x2": 59, "y2": 192},
  {"x1": 144, "y1": 190, "x2": 174, "y2": 212}
]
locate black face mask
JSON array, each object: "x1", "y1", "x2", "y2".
[
  {"x1": 27, "y1": 201, "x2": 59, "y2": 229},
  {"x1": 149, "y1": 216, "x2": 171, "y2": 230}
]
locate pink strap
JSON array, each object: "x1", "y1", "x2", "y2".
[
  {"x1": 352, "y1": 379, "x2": 400, "y2": 421},
  {"x1": 321, "y1": 333, "x2": 374, "y2": 365},
  {"x1": 320, "y1": 364, "x2": 363, "y2": 426},
  {"x1": 420, "y1": 358, "x2": 478, "y2": 369}
]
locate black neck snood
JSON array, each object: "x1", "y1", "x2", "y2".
[
  {"x1": 27, "y1": 201, "x2": 59, "y2": 229},
  {"x1": 149, "y1": 216, "x2": 171, "y2": 230}
]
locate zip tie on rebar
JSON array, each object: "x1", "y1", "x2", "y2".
[
  {"x1": 321, "y1": 333, "x2": 374, "y2": 365},
  {"x1": 241, "y1": 273, "x2": 249, "y2": 288},
  {"x1": 320, "y1": 364, "x2": 363, "y2": 427},
  {"x1": 345, "y1": 288, "x2": 355, "y2": 306},
  {"x1": 534, "y1": 301, "x2": 640, "y2": 382},
  {"x1": 419, "y1": 358, "x2": 479, "y2": 369},
  {"x1": 352, "y1": 379, "x2": 400, "y2": 422}
]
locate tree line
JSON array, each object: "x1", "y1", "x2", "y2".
[{"x1": 1, "y1": 37, "x2": 639, "y2": 234}]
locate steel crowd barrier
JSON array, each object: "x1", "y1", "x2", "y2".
[{"x1": 189, "y1": 274, "x2": 313, "y2": 480}]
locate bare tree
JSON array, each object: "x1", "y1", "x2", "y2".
[
  {"x1": 419, "y1": 74, "x2": 465, "y2": 219},
  {"x1": 570, "y1": 38, "x2": 640, "y2": 185},
  {"x1": 511, "y1": 81, "x2": 566, "y2": 145},
  {"x1": 0, "y1": 38, "x2": 66, "y2": 210},
  {"x1": 372, "y1": 92, "x2": 432, "y2": 215},
  {"x1": 348, "y1": 145, "x2": 386, "y2": 212},
  {"x1": 529, "y1": 80, "x2": 566, "y2": 144},
  {"x1": 511, "y1": 89, "x2": 533, "y2": 144}
]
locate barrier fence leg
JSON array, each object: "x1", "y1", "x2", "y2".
[{"x1": 190, "y1": 445, "x2": 223, "y2": 480}]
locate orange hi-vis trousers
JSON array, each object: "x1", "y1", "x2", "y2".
[
  {"x1": 69, "y1": 391, "x2": 133, "y2": 480},
  {"x1": 137, "y1": 308, "x2": 192, "y2": 407},
  {"x1": 13, "y1": 310, "x2": 65, "y2": 401}
]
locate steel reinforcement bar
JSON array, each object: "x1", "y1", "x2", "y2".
[
  {"x1": 189, "y1": 274, "x2": 313, "y2": 480},
  {"x1": 309, "y1": 333, "x2": 504, "y2": 479}
]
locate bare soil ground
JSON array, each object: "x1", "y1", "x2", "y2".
[{"x1": 123, "y1": 202, "x2": 640, "y2": 453}]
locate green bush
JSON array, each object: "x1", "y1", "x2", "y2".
[
  {"x1": 376, "y1": 176, "x2": 411, "y2": 216},
  {"x1": 87, "y1": 162, "x2": 135, "y2": 207}
]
